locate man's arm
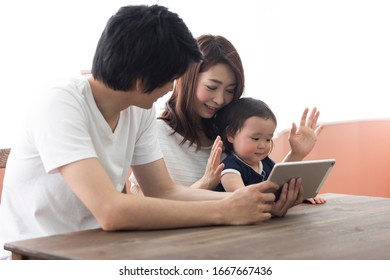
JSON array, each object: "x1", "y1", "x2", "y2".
[
  {"x1": 134, "y1": 159, "x2": 304, "y2": 218},
  {"x1": 59, "y1": 158, "x2": 277, "y2": 231}
]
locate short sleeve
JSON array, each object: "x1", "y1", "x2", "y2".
[{"x1": 131, "y1": 106, "x2": 163, "y2": 166}]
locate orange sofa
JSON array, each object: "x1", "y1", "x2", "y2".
[{"x1": 270, "y1": 119, "x2": 390, "y2": 198}]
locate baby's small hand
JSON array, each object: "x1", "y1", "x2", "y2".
[{"x1": 304, "y1": 195, "x2": 326, "y2": 204}]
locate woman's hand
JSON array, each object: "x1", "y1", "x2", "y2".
[
  {"x1": 192, "y1": 136, "x2": 225, "y2": 190},
  {"x1": 286, "y1": 107, "x2": 323, "y2": 161}
]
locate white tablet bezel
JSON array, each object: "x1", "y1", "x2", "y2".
[{"x1": 267, "y1": 159, "x2": 336, "y2": 199}]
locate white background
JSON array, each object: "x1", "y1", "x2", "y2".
[
  {"x1": 1, "y1": 0, "x2": 389, "y2": 147},
  {"x1": 0, "y1": 260, "x2": 388, "y2": 279}
]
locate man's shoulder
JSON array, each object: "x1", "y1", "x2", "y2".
[{"x1": 127, "y1": 105, "x2": 157, "y2": 121}]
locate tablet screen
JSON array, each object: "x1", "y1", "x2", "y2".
[{"x1": 267, "y1": 159, "x2": 336, "y2": 199}]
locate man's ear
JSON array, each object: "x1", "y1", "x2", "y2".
[{"x1": 135, "y1": 78, "x2": 145, "y2": 92}]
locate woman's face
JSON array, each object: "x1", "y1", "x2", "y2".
[{"x1": 194, "y1": 63, "x2": 236, "y2": 119}]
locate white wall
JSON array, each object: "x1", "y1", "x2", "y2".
[{"x1": 1, "y1": 0, "x2": 389, "y2": 147}]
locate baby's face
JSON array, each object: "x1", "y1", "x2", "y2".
[{"x1": 228, "y1": 116, "x2": 276, "y2": 168}]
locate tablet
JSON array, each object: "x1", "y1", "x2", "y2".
[{"x1": 267, "y1": 159, "x2": 336, "y2": 199}]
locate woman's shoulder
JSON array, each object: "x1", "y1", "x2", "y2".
[
  {"x1": 156, "y1": 119, "x2": 211, "y2": 155},
  {"x1": 156, "y1": 118, "x2": 184, "y2": 143},
  {"x1": 156, "y1": 118, "x2": 173, "y2": 133}
]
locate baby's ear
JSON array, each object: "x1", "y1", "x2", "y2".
[{"x1": 227, "y1": 134, "x2": 235, "y2": 144}]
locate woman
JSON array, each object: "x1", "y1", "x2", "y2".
[
  {"x1": 130, "y1": 34, "x2": 243, "y2": 192},
  {"x1": 130, "y1": 34, "x2": 323, "y2": 204}
]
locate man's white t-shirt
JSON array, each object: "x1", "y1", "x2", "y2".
[{"x1": 0, "y1": 77, "x2": 163, "y2": 259}]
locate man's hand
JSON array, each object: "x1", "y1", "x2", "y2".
[
  {"x1": 271, "y1": 178, "x2": 304, "y2": 217},
  {"x1": 218, "y1": 180, "x2": 278, "y2": 225}
]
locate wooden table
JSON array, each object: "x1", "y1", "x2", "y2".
[{"x1": 4, "y1": 193, "x2": 390, "y2": 260}]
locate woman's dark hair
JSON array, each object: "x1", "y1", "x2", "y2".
[
  {"x1": 215, "y1": 97, "x2": 277, "y2": 154},
  {"x1": 160, "y1": 34, "x2": 244, "y2": 149},
  {"x1": 92, "y1": 5, "x2": 202, "y2": 92}
]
